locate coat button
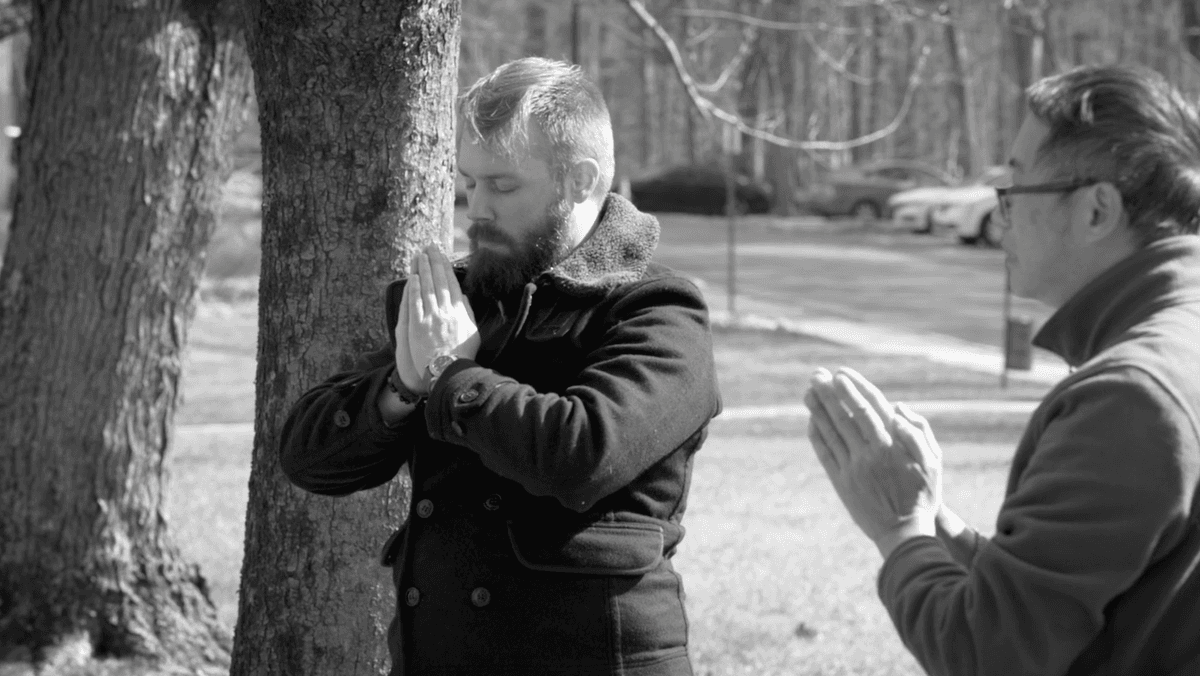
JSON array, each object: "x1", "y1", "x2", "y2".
[
  {"x1": 470, "y1": 587, "x2": 491, "y2": 607},
  {"x1": 458, "y1": 389, "x2": 479, "y2": 403},
  {"x1": 405, "y1": 587, "x2": 420, "y2": 607},
  {"x1": 416, "y1": 499, "x2": 434, "y2": 519},
  {"x1": 333, "y1": 410, "x2": 351, "y2": 428},
  {"x1": 483, "y1": 494, "x2": 502, "y2": 511}
]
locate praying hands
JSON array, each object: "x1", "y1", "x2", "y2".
[{"x1": 804, "y1": 367, "x2": 944, "y2": 559}]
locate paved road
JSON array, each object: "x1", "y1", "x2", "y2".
[
  {"x1": 652, "y1": 213, "x2": 1051, "y2": 345},
  {"x1": 650, "y1": 213, "x2": 1068, "y2": 384}
]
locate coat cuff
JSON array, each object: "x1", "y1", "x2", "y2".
[
  {"x1": 353, "y1": 364, "x2": 412, "y2": 441},
  {"x1": 876, "y1": 534, "x2": 959, "y2": 610},
  {"x1": 423, "y1": 358, "x2": 508, "y2": 443}
]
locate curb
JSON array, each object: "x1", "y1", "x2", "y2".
[{"x1": 707, "y1": 309, "x2": 1068, "y2": 387}]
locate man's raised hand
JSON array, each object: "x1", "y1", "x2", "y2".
[
  {"x1": 393, "y1": 280, "x2": 424, "y2": 393},
  {"x1": 804, "y1": 367, "x2": 943, "y2": 558},
  {"x1": 407, "y1": 245, "x2": 480, "y2": 393}
]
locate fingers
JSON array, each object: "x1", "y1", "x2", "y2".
[
  {"x1": 434, "y1": 247, "x2": 466, "y2": 306},
  {"x1": 417, "y1": 251, "x2": 436, "y2": 317},
  {"x1": 426, "y1": 245, "x2": 454, "y2": 309},
  {"x1": 895, "y1": 402, "x2": 941, "y2": 461},
  {"x1": 394, "y1": 282, "x2": 421, "y2": 388},
  {"x1": 808, "y1": 403, "x2": 849, "y2": 473},
  {"x1": 396, "y1": 279, "x2": 411, "y2": 339},
  {"x1": 837, "y1": 367, "x2": 893, "y2": 426},
  {"x1": 408, "y1": 264, "x2": 423, "y2": 330},
  {"x1": 811, "y1": 371, "x2": 865, "y2": 451},
  {"x1": 830, "y1": 371, "x2": 892, "y2": 449},
  {"x1": 890, "y1": 415, "x2": 927, "y2": 466}
]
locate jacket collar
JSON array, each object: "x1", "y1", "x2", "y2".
[
  {"x1": 538, "y1": 193, "x2": 660, "y2": 295},
  {"x1": 1033, "y1": 235, "x2": 1200, "y2": 367}
]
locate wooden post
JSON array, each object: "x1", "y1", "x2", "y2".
[{"x1": 723, "y1": 123, "x2": 742, "y2": 316}]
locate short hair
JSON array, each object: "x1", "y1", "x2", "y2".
[
  {"x1": 1026, "y1": 64, "x2": 1200, "y2": 244},
  {"x1": 458, "y1": 57, "x2": 615, "y2": 201}
]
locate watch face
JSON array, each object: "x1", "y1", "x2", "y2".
[{"x1": 429, "y1": 354, "x2": 456, "y2": 378}]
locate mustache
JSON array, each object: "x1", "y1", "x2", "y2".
[{"x1": 467, "y1": 221, "x2": 517, "y2": 246}]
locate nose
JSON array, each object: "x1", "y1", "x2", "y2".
[{"x1": 465, "y1": 186, "x2": 492, "y2": 222}]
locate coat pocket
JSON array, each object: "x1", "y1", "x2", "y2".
[{"x1": 507, "y1": 518, "x2": 664, "y2": 576}]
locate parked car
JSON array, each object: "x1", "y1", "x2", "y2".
[
  {"x1": 628, "y1": 164, "x2": 772, "y2": 215},
  {"x1": 887, "y1": 165, "x2": 1009, "y2": 234},
  {"x1": 926, "y1": 166, "x2": 1011, "y2": 246},
  {"x1": 797, "y1": 159, "x2": 954, "y2": 219}
]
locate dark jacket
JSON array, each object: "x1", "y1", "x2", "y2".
[
  {"x1": 878, "y1": 236, "x2": 1200, "y2": 675},
  {"x1": 279, "y1": 195, "x2": 721, "y2": 675}
]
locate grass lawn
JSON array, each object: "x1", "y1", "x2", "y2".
[{"x1": 169, "y1": 297, "x2": 1033, "y2": 673}]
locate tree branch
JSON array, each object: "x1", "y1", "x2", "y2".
[
  {"x1": 695, "y1": 27, "x2": 756, "y2": 93},
  {"x1": 622, "y1": 0, "x2": 931, "y2": 152},
  {"x1": 679, "y1": 7, "x2": 862, "y2": 36}
]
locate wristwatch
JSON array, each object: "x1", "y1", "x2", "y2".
[
  {"x1": 426, "y1": 354, "x2": 458, "y2": 389},
  {"x1": 387, "y1": 367, "x2": 424, "y2": 405}
]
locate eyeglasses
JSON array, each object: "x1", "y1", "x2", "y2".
[{"x1": 994, "y1": 179, "x2": 1099, "y2": 221}]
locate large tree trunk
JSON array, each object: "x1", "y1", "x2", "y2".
[
  {"x1": 232, "y1": 1, "x2": 459, "y2": 675},
  {"x1": 0, "y1": 0, "x2": 250, "y2": 671}
]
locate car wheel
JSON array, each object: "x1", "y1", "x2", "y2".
[
  {"x1": 979, "y1": 213, "x2": 1003, "y2": 248},
  {"x1": 851, "y1": 200, "x2": 881, "y2": 221}
]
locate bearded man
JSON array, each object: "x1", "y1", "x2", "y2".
[{"x1": 278, "y1": 57, "x2": 721, "y2": 676}]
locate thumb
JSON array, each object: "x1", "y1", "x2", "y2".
[
  {"x1": 894, "y1": 402, "x2": 924, "y2": 425},
  {"x1": 890, "y1": 416, "x2": 927, "y2": 465}
]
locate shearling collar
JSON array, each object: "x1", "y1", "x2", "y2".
[
  {"x1": 1033, "y1": 235, "x2": 1200, "y2": 367},
  {"x1": 540, "y1": 193, "x2": 660, "y2": 295}
]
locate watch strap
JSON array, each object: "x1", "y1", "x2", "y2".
[{"x1": 387, "y1": 366, "x2": 424, "y2": 405}]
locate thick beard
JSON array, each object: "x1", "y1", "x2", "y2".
[{"x1": 463, "y1": 198, "x2": 572, "y2": 302}]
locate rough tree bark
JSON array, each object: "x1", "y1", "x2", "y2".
[
  {"x1": 0, "y1": 0, "x2": 250, "y2": 672},
  {"x1": 232, "y1": 1, "x2": 459, "y2": 674}
]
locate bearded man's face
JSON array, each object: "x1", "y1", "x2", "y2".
[
  {"x1": 457, "y1": 128, "x2": 574, "y2": 301},
  {"x1": 463, "y1": 196, "x2": 571, "y2": 300}
]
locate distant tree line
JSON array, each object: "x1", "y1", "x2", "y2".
[{"x1": 464, "y1": 0, "x2": 1200, "y2": 213}]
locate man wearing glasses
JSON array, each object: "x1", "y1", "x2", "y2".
[{"x1": 805, "y1": 64, "x2": 1200, "y2": 674}]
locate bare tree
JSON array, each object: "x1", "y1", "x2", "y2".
[{"x1": 0, "y1": 0, "x2": 250, "y2": 672}]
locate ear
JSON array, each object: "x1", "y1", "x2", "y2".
[
  {"x1": 565, "y1": 159, "x2": 601, "y2": 204},
  {"x1": 1078, "y1": 182, "x2": 1127, "y2": 244}
]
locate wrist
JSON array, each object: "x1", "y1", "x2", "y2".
[
  {"x1": 873, "y1": 514, "x2": 936, "y2": 560},
  {"x1": 388, "y1": 366, "x2": 425, "y2": 405},
  {"x1": 424, "y1": 353, "x2": 459, "y2": 392}
]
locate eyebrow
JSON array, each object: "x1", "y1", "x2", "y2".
[{"x1": 458, "y1": 168, "x2": 518, "y2": 180}]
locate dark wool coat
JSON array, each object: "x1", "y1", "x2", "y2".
[
  {"x1": 878, "y1": 236, "x2": 1200, "y2": 676},
  {"x1": 279, "y1": 195, "x2": 721, "y2": 676}
]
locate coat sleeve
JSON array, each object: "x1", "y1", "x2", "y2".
[
  {"x1": 422, "y1": 277, "x2": 721, "y2": 512},
  {"x1": 875, "y1": 367, "x2": 1199, "y2": 676},
  {"x1": 277, "y1": 281, "x2": 423, "y2": 496}
]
